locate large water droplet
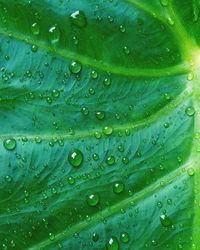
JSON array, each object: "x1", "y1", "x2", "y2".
[
  {"x1": 68, "y1": 149, "x2": 83, "y2": 167},
  {"x1": 185, "y1": 107, "x2": 195, "y2": 116},
  {"x1": 70, "y1": 10, "x2": 87, "y2": 28},
  {"x1": 31, "y1": 22, "x2": 40, "y2": 35},
  {"x1": 3, "y1": 138, "x2": 16, "y2": 151},
  {"x1": 106, "y1": 156, "x2": 115, "y2": 166},
  {"x1": 103, "y1": 126, "x2": 113, "y2": 135},
  {"x1": 69, "y1": 61, "x2": 82, "y2": 74},
  {"x1": 96, "y1": 111, "x2": 105, "y2": 120},
  {"x1": 160, "y1": 214, "x2": 172, "y2": 227},
  {"x1": 106, "y1": 236, "x2": 119, "y2": 250},
  {"x1": 87, "y1": 193, "x2": 99, "y2": 206},
  {"x1": 120, "y1": 232, "x2": 129, "y2": 243},
  {"x1": 49, "y1": 25, "x2": 60, "y2": 45},
  {"x1": 113, "y1": 182, "x2": 125, "y2": 194}
]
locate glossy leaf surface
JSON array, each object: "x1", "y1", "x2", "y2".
[{"x1": 0, "y1": 0, "x2": 200, "y2": 249}]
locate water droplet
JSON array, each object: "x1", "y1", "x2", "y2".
[
  {"x1": 3, "y1": 138, "x2": 16, "y2": 151},
  {"x1": 92, "y1": 233, "x2": 99, "y2": 242},
  {"x1": 52, "y1": 89, "x2": 60, "y2": 98},
  {"x1": 167, "y1": 17, "x2": 175, "y2": 26},
  {"x1": 35, "y1": 136, "x2": 42, "y2": 144},
  {"x1": 87, "y1": 193, "x2": 99, "y2": 206},
  {"x1": 93, "y1": 153, "x2": 99, "y2": 161},
  {"x1": 94, "y1": 131, "x2": 102, "y2": 139},
  {"x1": 68, "y1": 149, "x2": 83, "y2": 167},
  {"x1": 106, "y1": 156, "x2": 115, "y2": 166},
  {"x1": 106, "y1": 236, "x2": 119, "y2": 250},
  {"x1": 67, "y1": 176, "x2": 75, "y2": 185},
  {"x1": 31, "y1": 45, "x2": 38, "y2": 53},
  {"x1": 187, "y1": 167, "x2": 195, "y2": 176},
  {"x1": 113, "y1": 182, "x2": 124, "y2": 194},
  {"x1": 31, "y1": 22, "x2": 40, "y2": 35},
  {"x1": 164, "y1": 122, "x2": 170, "y2": 128},
  {"x1": 49, "y1": 232, "x2": 55, "y2": 241},
  {"x1": 123, "y1": 46, "x2": 130, "y2": 55},
  {"x1": 120, "y1": 232, "x2": 129, "y2": 243},
  {"x1": 70, "y1": 10, "x2": 87, "y2": 28},
  {"x1": 122, "y1": 156, "x2": 129, "y2": 164},
  {"x1": 104, "y1": 78, "x2": 111, "y2": 86},
  {"x1": 69, "y1": 61, "x2": 82, "y2": 74},
  {"x1": 49, "y1": 25, "x2": 60, "y2": 45},
  {"x1": 160, "y1": 214, "x2": 172, "y2": 227},
  {"x1": 160, "y1": 0, "x2": 169, "y2": 6},
  {"x1": 96, "y1": 111, "x2": 105, "y2": 120},
  {"x1": 4, "y1": 175, "x2": 12, "y2": 183},
  {"x1": 103, "y1": 126, "x2": 113, "y2": 135},
  {"x1": 118, "y1": 144, "x2": 124, "y2": 152},
  {"x1": 91, "y1": 70, "x2": 98, "y2": 79},
  {"x1": 119, "y1": 25, "x2": 126, "y2": 33},
  {"x1": 81, "y1": 107, "x2": 89, "y2": 116},
  {"x1": 187, "y1": 72, "x2": 194, "y2": 81},
  {"x1": 185, "y1": 107, "x2": 195, "y2": 116}
]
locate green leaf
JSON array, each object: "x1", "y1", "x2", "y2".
[{"x1": 0, "y1": 0, "x2": 200, "y2": 249}]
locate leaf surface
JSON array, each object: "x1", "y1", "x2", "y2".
[{"x1": 0, "y1": 0, "x2": 200, "y2": 249}]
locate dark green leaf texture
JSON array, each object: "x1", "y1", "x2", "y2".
[{"x1": 0, "y1": 0, "x2": 200, "y2": 249}]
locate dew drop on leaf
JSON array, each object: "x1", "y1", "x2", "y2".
[
  {"x1": 103, "y1": 126, "x2": 113, "y2": 135},
  {"x1": 96, "y1": 111, "x2": 105, "y2": 120},
  {"x1": 104, "y1": 77, "x2": 112, "y2": 86},
  {"x1": 3, "y1": 138, "x2": 16, "y2": 151},
  {"x1": 4, "y1": 175, "x2": 12, "y2": 183},
  {"x1": 68, "y1": 149, "x2": 83, "y2": 167},
  {"x1": 91, "y1": 70, "x2": 98, "y2": 79},
  {"x1": 160, "y1": 214, "x2": 172, "y2": 227},
  {"x1": 120, "y1": 232, "x2": 129, "y2": 243},
  {"x1": 48, "y1": 25, "x2": 60, "y2": 45},
  {"x1": 106, "y1": 156, "x2": 115, "y2": 166},
  {"x1": 113, "y1": 182, "x2": 125, "y2": 194},
  {"x1": 52, "y1": 89, "x2": 60, "y2": 98},
  {"x1": 81, "y1": 107, "x2": 89, "y2": 116},
  {"x1": 67, "y1": 176, "x2": 75, "y2": 185},
  {"x1": 31, "y1": 22, "x2": 40, "y2": 35},
  {"x1": 187, "y1": 167, "x2": 195, "y2": 176},
  {"x1": 160, "y1": 0, "x2": 169, "y2": 7},
  {"x1": 106, "y1": 236, "x2": 119, "y2": 250},
  {"x1": 69, "y1": 61, "x2": 82, "y2": 74},
  {"x1": 70, "y1": 10, "x2": 87, "y2": 28},
  {"x1": 31, "y1": 45, "x2": 38, "y2": 53},
  {"x1": 185, "y1": 107, "x2": 195, "y2": 116},
  {"x1": 86, "y1": 193, "x2": 100, "y2": 206},
  {"x1": 92, "y1": 233, "x2": 99, "y2": 242},
  {"x1": 49, "y1": 232, "x2": 55, "y2": 241}
]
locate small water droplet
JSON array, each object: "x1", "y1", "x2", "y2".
[
  {"x1": 113, "y1": 182, "x2": 124, "y2": 194},
  {"x1": 187, "y1": 167, "x2": 195, "y2": 176},
  {"x1": 160, "y1": 214, "x2": 172, "y2": 227},
  {"x1": 187, "y1": 72, "x2": 194, "y2": 81},
  {"x1": 160, "y1": 0, "x2": 169, "y2": 7},
  {"x1": 3, "y1": 138, "x2": 16, "y2": 151},
  {"x1": 49, "y1": 232, "x2": 55, "y2": 241},
  {"x1": 96, "y1": 111, "x2": 105, "y2": 120},
  {"x1": 70, "y1": 10, "x2": 87, "y2": 28},
  {"x1": 49, "y1": 25, "x2": 60, "y2": 45},
  {"x1": 87, "y1": 193, "x2": 99, "y2": 206},
  {"x1": 31, "y1": 22, "x2": 40, "y2": 35},
  {"x1": 31, "y1": 44, "x2": 38, "y2": 53},
  {"x1": 106, "y1": 156, "x2": 115, "y2": 166},
  {"x1": 92, "y1": 232, "x2": 99, "y2": 242},
  {"x1": 167, "y1": 17, "x2": 175, "y2": 26},
  {"x1": 103, "y1": 126, "x2": 113, "y2": 135},
  {"x1": 69, "y1": 61, "x2": 82, "y2": 74},
  {"x1": 104, "y1": 78, "x2": 111, "y2": 86},
  {"x1": 120, "y1": 232, "x2": 129, "y2": 243},
  {"x1": 123, "y1": 46, "x2": 130, "y2": 54},
  {"x1": 106, "y1": 236, "x2": 119, "y2": 250},
  {"x1": 185, "y1": 107, "x2": 195, "y2": 116},
  {"x1": 91, "y1": 70, "x2": 98, "y2": 79},
  {"x1": 81, "y1": 107, "x2": 89, "y2": 116},
  {"x1": 68, "y1": 149, "x2": 83, "y2": 167}
]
